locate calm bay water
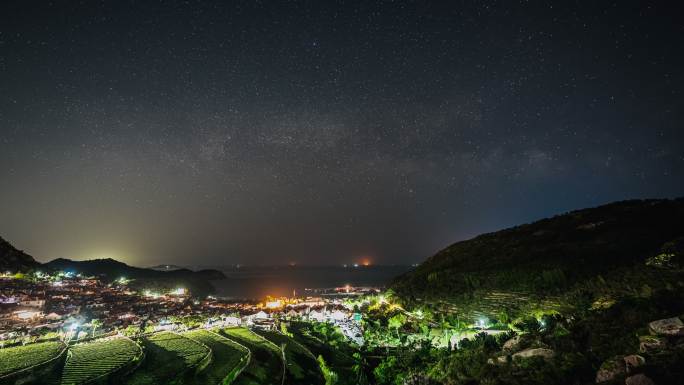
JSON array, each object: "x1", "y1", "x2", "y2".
[{"x1": 209, "y1": 265, "x2": 412, "y2": 300}]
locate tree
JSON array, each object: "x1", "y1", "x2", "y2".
[
  {"x1": 388, "y1": 313, "x2": 407, "y2": 340},
  {"x1": 121, "y1": 325, "x2": 138, "y2": 337},
  {"x1": 352, "y1": 352, "x2": 369, "y2": 385},
  {"x1": 318, "y1": 355, "x2": 338, "y2": 385},
  {"x1": 91, "y1": 319, "x2": 102, "y2": 337}
]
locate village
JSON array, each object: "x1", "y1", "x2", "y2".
[{"x1": 0, "y1": 270, "x2": 366, "y2": 346}]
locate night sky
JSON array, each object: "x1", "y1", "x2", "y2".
[{"x1": 1, "y1": 1, "x2": 682, "y2": 267}]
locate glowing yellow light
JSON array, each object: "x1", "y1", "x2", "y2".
[
  {"x1": 144, "y1": 290, "x2": 161, "y2": 299},
  {"x1": 265, "y1": 299, "x2": 282, "y2": 309}
]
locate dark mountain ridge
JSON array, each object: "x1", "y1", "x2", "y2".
[
  {"x1": 0, "y1": 236, "x2": 40, "y2": 272},
  {"x1": 391, "y1": 198, "x2": 684, "y2": 304},
  {"x1": 43, "y1": 257, "x2": 225, "y2": 297},
  {"x1": 44, "y1": 257, "x2": 224, "y2": 280},
  {"x1": 0, "y1": 236, "x2": 225, "y2": 296}
]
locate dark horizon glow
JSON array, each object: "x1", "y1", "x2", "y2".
[{"x1": 1, "y1": 1, "x2": 682, "y2": 266}]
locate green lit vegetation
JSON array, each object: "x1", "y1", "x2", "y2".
[
  {"x1": 287, "y1": 322, "x2": 358, "y2": 385},
  {"x1": 0, "y1": 341, "x2": 65, "y2": 377},
  {"x1": 253, "y1": 329, "x2": 325, "y2": 385},
  {"x1": 365, "y1": 289, "x2": 684, "y2": 384},
  {"x1": 60, "y1": 337, "x2": 141, "y2": 385},
  {"x1": 124, "y1": 332, "x2": 210, "y2": 385},
  {"x1": 362, "y1": 199, "x2": 684, "y2": 384},
  {"x1": 220, "y1": 328, "x2": 284, "y2": 385},
  {"x1": 182, "y1": 329, "x2": 249, "y2": 385}
]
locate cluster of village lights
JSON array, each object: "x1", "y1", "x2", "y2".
[
  {"x1": 143, "y1": 287, "x2": 187, "y2": 299},
  {"x1": 1, "y1": 270, "x2": 82, "y2": 279}
]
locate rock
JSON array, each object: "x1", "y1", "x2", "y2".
[
  {"x1": 639, "y1": 335, "x2": 667, "y2": 353},
  {"x1": 595, "y1": 356, "x2": 626, "y2": 383},
  {"x1": 502, "y1": 335, "x2": 521, "y2": 352},
  {"x1": 487, "y1": 355, "x2": 510, "y2": 365},
  {"x1": 648, "y1": 316, "x2": 684, "y2": 336},
  {"x1": 512, "y1": 348, "x2": 554, "y2": 361},
  {"x1": 625, "y1": 374, "x2": 655, "y2": 385},
  {"x1": 402, "y1": 373, "x2": 432, "y2": 385},
  {"x1": 623, "y1": 355, "x2": 645, "y2": 373}
]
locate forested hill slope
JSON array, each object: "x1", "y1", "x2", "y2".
[
  {"x1": 44, "y1": 257, "x2": 226, "y2": 297},
  {"x1": 391, "y1": 198, "x2": 684, "y2": 302},
  {"x1": 0, "y1": 234, "x2": 226, "y2": 296},
  {"x1": 0, "y1": 236, "x2": 39, "y2": 272}
]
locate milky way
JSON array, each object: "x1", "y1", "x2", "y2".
[{"x1": 1, "y1": 1, "x2": 682, "y2": 266}]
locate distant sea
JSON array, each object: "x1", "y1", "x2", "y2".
[{"x1": 203, "y1": 265, "x2": 413, "y2": 300}]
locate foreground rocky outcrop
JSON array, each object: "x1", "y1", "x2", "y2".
[
  {"x1": 625, "y1": 374, "x2": 654, "y2": 385},
  {"x1": 648, "y1": 317, "x2": 684, "y2": 337},
  {"x1": 502, "y1": 335, "x2": 521, "y2": 352},
  {"x1": 512, "y1": 347, "x2": 554, "y2": 361},
  {"x1": 596, "y1": 315, "x2": 684, "y2": 384},
  {"x1": 488, "y1": 338, "x2": 555, "y2": 365},
  {"x1": 595, "y1": 356, "x2": 627, "y2": 383}
]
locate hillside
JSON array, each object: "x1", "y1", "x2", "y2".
[
  {"x1": 0, "y1": 236, "x2": 40, "y2": 272},
  {"x1": 0, "y1": 234, "x2": 226, "y2": 296},
  {"x1": 376, "y1": 199, "x2": 684, "y2": 384},
  {"x1": 44, "y1": 257, "x2": 225, "y2": 296},
  {"x1": 391, "y1": 198, "x2": 684, "y2": 307},
  {"x1": 44, "y1": 257, "x2": 224, "y2": 280}
]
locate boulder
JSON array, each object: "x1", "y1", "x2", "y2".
[
  {"x1": 625, "y1": 374, "x2": 655, "y2": 385},
  {"x1": 402, "y1": 373, "x2": 432, "y2": 385},
  {"x1": 648, "y1": 317, "x2": 684, "y2": 336},
  {"x1": 623, "y1": 355, "x2": 645, "y2": 373},
  {"x1": 487, "y1": 355, "x2": 510, "y2": 365},
  {"x1": 639, "y1": 335, "x2": 667, "y2": 353},
  {"x1": 502, "y1": 335, "x2": 521, "y2": 352},
  {"x1": 595, "y1": 356, "x2": 626, "y2": 383},
  {"x1": 512, "y1": 348, "x2": 554, "y2": 361}
]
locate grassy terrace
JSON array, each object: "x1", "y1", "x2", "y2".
[
  {"x1": 220, "y1": 328, "x2": 284, "y2": 385},
  {"x1": 0, "y1": 341, "x2": 65, "y2": 378},
  {"x1": 288, "y1": 322, "x2": 356, "y2": 385},
  {"x1": 60, "y1": 337, "x2": 141, "y2": 385},
  {"x1": 254, "y1": 330, "x2": 324, "y2": 385},
  {"x1": 124, "y1": 331, "x2": 210, "y2": 385},
  {"x1": 182, "y1": 329, "x2": 249, "y2": 385}
]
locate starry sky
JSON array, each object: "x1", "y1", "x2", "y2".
[{"x1": 1, "y1": 1, "x2": 682, "y2": 267}]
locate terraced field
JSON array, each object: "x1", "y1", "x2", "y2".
[
  {"x1": 182, "y1": 329, "x2": 249, "y2": 385},
  {"x1": 124, "y1": 332, "x2": 210, "y2": 385},
  {"x1": 288, "y1": 322, "x2": 356, "y2": 385},
  {"x1": 220, "y1": 328, "x2": 284, "y2": 385},
  {"x1": 1, "y1": 329, "x2": 324, "y2": 385},
  {"x1": 0, "y1": 341, "x2": 65, "y2": 378},
  {"x1": 254, "y1": 330, "x2": 324, "y2": 385},
  {"x1": 60, "y1": 337, "x2": 141, "y2": 385}
]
